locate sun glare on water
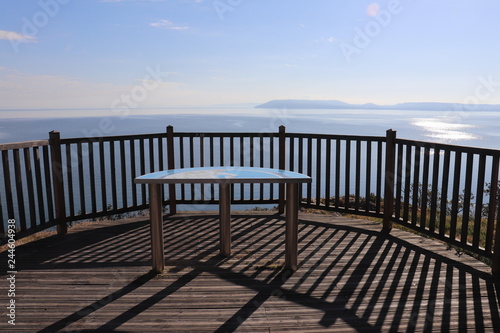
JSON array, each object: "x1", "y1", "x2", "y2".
[{"x1": 411, "y1": 118, "x2": 479, "y2": 141}]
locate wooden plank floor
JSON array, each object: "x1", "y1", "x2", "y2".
[{"x1": 1, "y1": 211, "x2": 499, "y2": 332}]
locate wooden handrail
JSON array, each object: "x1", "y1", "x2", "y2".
[{"x1": 0, "y1": 140, "x2": 49, "y2": 151}]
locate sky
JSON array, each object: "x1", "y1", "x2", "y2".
[{"x1": 1, "y1": 0, "x2": 500, "y2": 110}]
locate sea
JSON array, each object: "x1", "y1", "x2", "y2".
[{"x1": 1, "y1": 107, "x2": 500, "y2": 150}]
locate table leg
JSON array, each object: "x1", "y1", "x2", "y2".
[
  {"x1": 285, "y1": 182, "x2": 299, "y2": 271},
  {"x1": 219, "y1": 182, "x2": 231, "y2": 257},
  {"x1": 149, "y1": 184, "x2": 165, "y2": 273}
]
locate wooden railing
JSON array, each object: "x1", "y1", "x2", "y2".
[
  {"x1": 1, "y1": 126, "x2": 500, "y2": 273},
  {"x1": 388, "y1": 137, "x2": 500, "y2": 271}
]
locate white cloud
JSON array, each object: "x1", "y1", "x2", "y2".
[
  {"x1": 149, "y1": 19, "x2": 173, "y2": 27},
  {"x1": 168, "y1": 26, "x2": 189, "y2": 31},
  {"x1": 0, "y1": 30, "x2": 37, "y2": 42},
  {"x1": 316, "y1": 36, "x2": 337, "y2": 43},
  {"x1": 150, "y1": 20, "x2": 189, "y2": 30}
]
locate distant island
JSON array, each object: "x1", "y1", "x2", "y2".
[{"x1": 255, "y1": 99, "x2": 500, "y2": 111}]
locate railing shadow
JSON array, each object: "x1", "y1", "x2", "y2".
[{"x1": 4, "y1": 214, "x2": 499, "y2": 332}]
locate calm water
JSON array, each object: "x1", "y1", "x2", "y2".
[{"x1": 1, "y1": 107, "x2": 500, "y2": 150}]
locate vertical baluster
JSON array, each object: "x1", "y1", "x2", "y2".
[
  {"x1": 298, "y1": 137, "x2": 303, "y2": 203},
  {"x1": 200, "y1": 135, "x2": 205, "y2": 201},
  {"x1": 189, "y1": 136, "x2": 195, "y2": 200},
  {"x1": 439, "y1": 150, "x2": 451, "y2": 236},
  {"x1": 365, "y1": 140, "x2": 372, "y2": 213},
  {"x1": 325, "y1": 138, "x2": 331, "y2": 208},
  {"x1": 121, "y1": 139, "x2": 128, "y2": 209},
  {"x1": 109, "y1": 141, "x2": 117, "y2": 209},
  {"x1": 429, "y1": 148, "x2": 440, "y2": 233},
  {"x1": 23, "y1": 148, "x2": 36, "y2": 228},
  {"x1": 139, "y1": 138, "x2": 147, "y2": 205},
  {"x1": 316, "y1": 138, "x2": 322, "y2": 208},
  {"x1": 240, "y1": 136, "x2": 244, "y2": 201},
  {"x1": 89, "y1": 141, "x2": 97, "y2": 214},
  {"x1": 355, "y1": 140, "x2": 361, "y2": 211},
  {"x1": 158, "y1": 135, "x2": 164, "y2": 171},
  {"x1": 65, "y1": 144, "x2": 74, "y2": 217},
  {"x1": 395, "y1": 143, "x2": 404, "y2": 220},
  {"x1": 335, "y1": 139, "x2": 341, "y2": 209},
  {"x1": 43, "y1": 146, "x2": 55, "y2": 222},
  {"x1": 402, "y1": 145, "x2": 412, "y2": 223},
  {"x1": 411, "y1": 145, "x2": 421, "y2": 226},
  {"x1": 130, "y1": 139, "x2": 138, "y2": 207},
  {"x1": 33, "y1": 146, "x2": 46, "y2": 224},
  {"x1": 100, "y1": 140, "x2": 108, "y2": 212},
  {"x1": 220, "y1": 136, "x2": 225, "y2": 202},
  {"x1": 486, "y1": 156, "x2": 499, "y2": 253},
  {"x1": 179, "y1": 136, "x2": 185, "y2": 202},
  {"x1": 3, "y1": 151, "x2": 14, "y2": 220},
  {"x1": 220, "y1": 136, "x2": 225, "y2": 166},
  {"x1": 149, "y1": 137, "x2": 155, "y2": 173},
  {"x1": 305, "y1": 137, "x2": 312, "y2": 205},
  {"x1": 13, "y1": 149, "x2": 26, "y2": 230},
  {"x1": 376, "y1": 140, "x2": 383, "y2": 214},
  {"x1": 420, "y1": 145, "x2": 431, "y2": 230},
  {"x1": 460, "y1": 152, "x2": 474, "y2": 243},
  {"x1": 210, "y1": 136, "x2": 215, "y2": 200},
  {"x1": 260, "y1": 135, "x2": 265, "y2": 201},
  {"x1": 229, "y1": 136, "x2": 235, "y2": 201},
  {"x1": 278, "y1": 126, "x2": 286, "y2": 213},
  {"x1": 449, "y1": 152, "x2": 462, "y2": 241},
  {"x1": 77, "y1": 142, "x2": 86, "y2": 216},
  {"x1": 250, "y1": 136, "x2": 255, "y2": 202},
  {"x1": 166, "y1": 126, "x2": 176, "y2": 214},
  {"x1": 270, "y1": 136, "x2": 275, "y2": 199},
  {"x1": 473, "y1": 154, "x2": 486, "y2": 248},
  {"x1": 345, "y1": 139, "x2": 351, "y2": 212},
  {"x1": 493, "y1": 190, "x2": 500, "y2": 273}
]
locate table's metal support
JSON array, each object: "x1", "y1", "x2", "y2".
[
  {"x1": 219, "y1": 182, "x2": 231, "y2": 257},
  {"x1": 149, "y1": 184, "x2": 165, "y2": 273},
  {"x1": 285, "y1": 182, "x2": 299, "y2": 271}
]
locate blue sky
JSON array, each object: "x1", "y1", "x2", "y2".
[{"x1": 1, "y1": 0, "x2": 500, "y2": 109}]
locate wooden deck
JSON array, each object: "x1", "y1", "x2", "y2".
[{"x1": 1, "y1": 211, "x2": 499, "y2": 332}]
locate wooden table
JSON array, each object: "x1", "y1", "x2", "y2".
[{"x1": 135, "y1": 167, "x2": 311, "y2": 273}]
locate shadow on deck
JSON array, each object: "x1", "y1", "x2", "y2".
[{"x1": 1, "y1": 211, "x2": 500, "y2": 332}]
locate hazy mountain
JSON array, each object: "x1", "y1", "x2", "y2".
[{"x1": 255, "y1": 99, "x2": 500, "y2": 111}]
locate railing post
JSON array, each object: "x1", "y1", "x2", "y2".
[
  {"x1": 492, "y1": 185, "x2": 500, "y2": 275},
  {"x1": 278, "y1": 125, "x2": 286, "y2": 214},
  {"x1": 49, "y1": 131, "x2": 67, "y2": 235},
  {"x1": 493, "y1": 228, "x2": 500, "y2": 275},
  {"x1": 383, "y1": 129, "x2": 397, "y2": 232},
  {"x1": 166, "y1": 125, "x2": 177, "y2": 215}
]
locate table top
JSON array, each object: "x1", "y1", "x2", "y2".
[{"x1": 134, "y1": 167, "x2": 312, "y2": 184}]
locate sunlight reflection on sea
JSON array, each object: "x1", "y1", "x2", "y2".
[{"x1": 411, "y1": 118, "x2": 479, "y2": 141}]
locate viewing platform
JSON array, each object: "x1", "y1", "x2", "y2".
[
  {"x1": 2, "y1": 126, "x2": 500, "y2": 331},
  {"x1": 1, "y1": 211, "x2": 497, "y2": 332}
]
